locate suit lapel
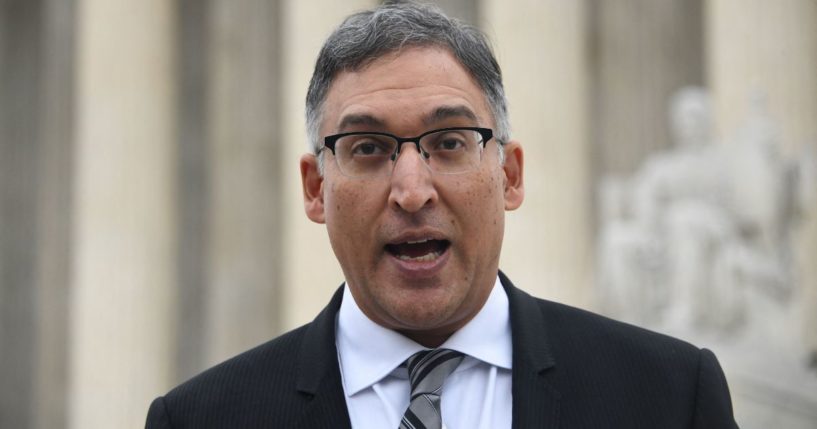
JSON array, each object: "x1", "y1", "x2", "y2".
[
  {"x1": 294, "y1": 286, "x2": 353, "y2": 429},
  {"x1": 501, "y1": 271, "x2": 562, "y2": 429},
  {"x1": 291, "y1": 275, "x2": 562, "y2": 428}
]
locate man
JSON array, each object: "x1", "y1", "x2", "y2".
[{"x1": 146, "y1": 2, "x2": 739, "y2": 428}]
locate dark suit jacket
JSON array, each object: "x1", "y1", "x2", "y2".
[{"x1": 146, "y1": 271, "x2": 739, "y2": 428}]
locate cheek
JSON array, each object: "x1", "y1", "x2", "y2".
[
  {"x1": 326, "y1": 182, "x2": 346, "y2": 215},
  {"x1": 327, "y1": 183, "x2": 355, "y2": 221},
  {"x1": 325, "y1": 182, "x2": 379, "y2": 238},
  {"x1": 473, "y1": 171, "x2": 504, "y2": 215},
  {"x1": 453, "y1": 172, "x2": 505, "y2": 240}
]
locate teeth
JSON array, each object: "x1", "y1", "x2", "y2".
[
  {"x1": 406, "y1": 239, "x2": 430, "y2": 244},
  {"x1": 397, "y1": 250, "x2": 441, "y2": 262}
]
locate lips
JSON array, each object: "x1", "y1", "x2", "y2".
[{"x1": 385, "y1": 238, "x2": 451, "y2": 262}]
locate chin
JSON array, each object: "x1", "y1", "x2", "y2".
[{"x1": 387, "y1": 292, "x2": 461, "y2": 328}]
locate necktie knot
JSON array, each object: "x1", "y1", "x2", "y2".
[{"x1": 399, "y1": 349, "x2": 464, "y2": 429}]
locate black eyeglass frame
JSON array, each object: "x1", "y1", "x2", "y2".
[{"x1": 321, "y1": 127, "x2": 494, "y2": 161}]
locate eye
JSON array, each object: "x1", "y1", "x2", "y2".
[
  {"x1": 347, "y1": 136, "x2": 392, "y2": 157},
  {"x1": 429, "y1": 132, "x2": 468, "y2": 152},
  {"x1": 440, "y1": 138, "x2": 463, "y2": 150},
  {"x1": 352, "y1": 142, "x2": 382, "y2": 155}
]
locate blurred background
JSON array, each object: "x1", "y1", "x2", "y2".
[{"x1": 1, "y1": 0, "x2": 816, "y2": 427}]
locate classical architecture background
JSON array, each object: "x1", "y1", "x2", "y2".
[{"x1": 1, "y1": 0, "x2": 815, "y2": 427}]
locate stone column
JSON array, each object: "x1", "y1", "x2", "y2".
[
  {"x1": 707, "y1": 0, "x2": 817, "y2": 152},
  {"x1": 174, "y1": 0, "x2": 210, "y2": 382},
  {"x1": 707, "y1": 1, "x2": 817, "y2": 426},
  {"x1": 280, "y1": 0, "x2": 377, "y2": 330},
  {"x1": 482, "y1": 0, "x2": 593, "y2": 307},
  {"x1": 202, "y1": 0, "x2": 284, "y2": 367},
  {"x1": 707, "y1": 0, "x2": 817, "y2": 358},
  {"x1": 0, "y1": 1, "x2": 43, "y2": 427},
  {"x1": 68, "y1": 0, "x2": 177, "y2": 427},
  {"x1": 32, "y1": 0, "x2": 75, "y2": 427},
  {"x1": 588, "y1": 0, "x2": 705, "y2": 176}
]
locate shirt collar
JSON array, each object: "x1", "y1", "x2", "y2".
[{"x1": 336, "y1": 276, "x2": 512, "y2": 396}]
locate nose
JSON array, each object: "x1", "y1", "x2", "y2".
[{"x1": 387, "y1": 144, "x2": 438, "y2": 213}]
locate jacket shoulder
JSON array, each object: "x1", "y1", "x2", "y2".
[
  {"x1": 537, "y1": 297, "x2": 700, "y2": 358},
  {"x1": 531, "y1": 297, "x2": 737, "y2": 427},
  {"x1": 146, "y1": 325, "x2": 312, "y2": 428}
]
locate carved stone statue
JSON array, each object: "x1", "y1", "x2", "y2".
[
  {"x1": 597, "y1": 84, "x2": 817, "y2": 429},
  {"x1": 597, "y1": 87, "x2": 814, "y2": 342}
]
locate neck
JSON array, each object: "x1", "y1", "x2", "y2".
[{"x1": 399, "y1": 330, "x2": 451, "y2": 348}]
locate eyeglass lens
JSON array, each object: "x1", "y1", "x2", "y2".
[{"x1": 333, "y1": 129, "x2": 485, "y2": 177}]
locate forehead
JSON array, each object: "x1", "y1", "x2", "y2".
[{"x1": 321, "y1": 47, "x2": 492, "y2": 135}]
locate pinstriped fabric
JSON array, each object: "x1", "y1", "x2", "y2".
[
  {"x1": 399, "y1": 349, "x2": 464, "y2": 429},
  {"x1": 146, "y1": 274, "x2": 738, "y2": 428}
]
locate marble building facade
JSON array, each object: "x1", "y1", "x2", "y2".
[{"x1": 1, "y1": 0, "x2": 815, "y2": 427}]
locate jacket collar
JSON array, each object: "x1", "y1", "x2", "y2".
[
  {"x1": 501, "y1": 270, "x2": 562, "y2": 429},
  {"x1": 293, "y1": 272, "x2": 561, "y2": 428},
  {"x1": 294, "y1": 285, "x2": 352, "y2": 428}
]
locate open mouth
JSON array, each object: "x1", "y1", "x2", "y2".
[{"x1": 385, "y1": 239, "x2": 451, "y2": 262}]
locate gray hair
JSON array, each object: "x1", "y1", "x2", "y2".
[{"x1": 305, "y1": 1, "x2": 510, "y2": 164}]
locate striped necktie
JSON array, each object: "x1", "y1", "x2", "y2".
[{"x1": 399, "y1": 348, "x2": 465, "y2": 429}]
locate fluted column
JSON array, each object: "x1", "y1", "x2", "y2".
[
  {"x1": 707, "y1": 1, "x2": 817, "y2": 426},
  {"x1": 589, "y1": 0, "x2": 705, "y2": 175},
  {"x1": 280, "y1": 0, "x2": 378, "y2": 330},
  {"x1": 0, "y1": 2, "x2": 42, "y2": 427},
  {"x1": 33, "y1": 1, "x2": 75, "y2": 427},
  {"x1": 707, "y1": 0, "x2": 817, "y2": 358},
  {"x1": 174, "y1": 0, "x2": 210, "y2": 382},
  {"x1": 707, "y1": 0, "x2": 817, "y2": 152},
  {"x1": 482, "y1": 0, "x2": 593, "y2": 306},
  {"x1": 202, "y1": 0, "x2": 284, "y2": 367},
  {"x1": 68, "y1": 0, "x2": 177, "y2": 427}
]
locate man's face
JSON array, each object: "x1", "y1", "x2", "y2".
[{"x1": 301, "y1": 47, "x2": 524, "y2": 346}]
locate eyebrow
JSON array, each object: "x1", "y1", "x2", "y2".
[
  {"x1": 423, "y1": 105, "x2": 480, "y2": 126},
  {"x1": 336, "y1": 114, "x2": 386, "y2": 132},
  {"x1": 335, "y1": 105, "x2": 480, "y2": 133}
]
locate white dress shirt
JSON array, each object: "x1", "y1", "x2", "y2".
[{"x1": 336, "y1": 277, "x2": 513, "y2": 429}]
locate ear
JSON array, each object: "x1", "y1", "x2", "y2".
[
  {"x1": 300, "y1": 154, "x2": 326, "y2": 224},
  {"x1": 501, "y1": 141, "x2": 524, "y2": 210}
]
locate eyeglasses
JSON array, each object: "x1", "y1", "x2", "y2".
[{"x1": 321, "y1": 127, "x2": 494, "y2": 178}]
